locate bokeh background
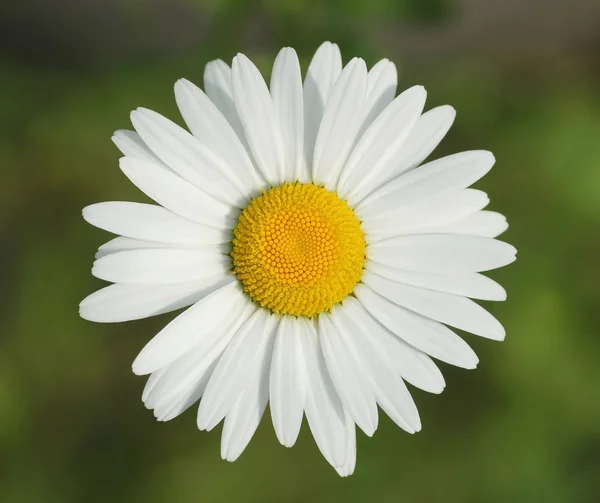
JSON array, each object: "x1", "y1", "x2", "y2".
[{"x1": 2, "y1": 0, "x2": 600, "y2": 501}]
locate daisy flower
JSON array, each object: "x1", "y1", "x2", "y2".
[{"x1": 80, "y1": 42, "x2": 516, "y2": 476}]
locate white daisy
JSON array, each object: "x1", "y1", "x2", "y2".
[{"x1": 80, "y1": 42, "x2": 516, "y2": 476}]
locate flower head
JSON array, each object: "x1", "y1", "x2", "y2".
[{"x1": 81, "y1": 42, "x2": 516, "y2": 476}]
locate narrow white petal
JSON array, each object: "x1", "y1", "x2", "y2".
[
  {"x1": 334, "y1": 412, "x2": 357, "y2": 477},
  {"x1": 342, "y1": 297, "x2": 445, "y2": 393},
  {"x1": 119, "y1": 157, "x2": 236, "y2": 229},
  {"x1": 142, "y1": 369, "x2": 165, "y2": 403},
  {"x1": 95, "y1": 237, "x2": 231, "y2": 259},
  {"x1": 130, "y1": 107, "x2": 244, "y2": 207},
  {"x1": 367, "y1": 234, "x2": 517, "y2": 273},
  {"x1": 318, "y1": 314, "x2": 378, "y2": 436},
  {"x1": 357, "y1": 150, "x2": 495, "y2": 216},
  {"x1": 146, "y1": 298, "x2": 255, "y2": 417},
  {"x1": 83, "y1": 202, "x2": 231, "y2": 246},
  {"x1": 355, "y1": 284, "x2": 479, "y2": 369},
  {"x1": 174, "y1": 78, "x2": 264, "y2": 195},
  {"x1": 361, "y1": 189, "x2": 489, "y2": 240},
  {"x1": 269, "y1": 315, "x2": 305, "y2": 447},
  {"x1": 271, "y1": 47, "x2": 305, "y2": 182},
  {"x1": 232, "y1": 53, "x2": 285, "y2": 186},
  {"x1": 300, "y1": 317, "x2": 346, "y2": 468},
  {"x1": 131, "y1": 279, "x2": 241, "y2": 375},
  {"x1": 361, "y1": 59, "x2": 398, "y2": 132},
  {"x1": 92, "y1": 248, "x2": 231, "y2": 285},
  {"x1": 338, "y1": 85, "x2": 427, "y2": 200},
  {"x1": 203, "y1": 59, "x2": 249, "y2": 148},
  {"x1": 366, "y1": 262, "x2": 507, "y2": 301},
  {"x1": 363, "y1": 271, "x2": 506, "y2": 340},
  {"x1": 427, "y1": 210, "x2": 509, "y2": 238},
  {"x1": 303, "y1": 42, "x2": 342, "y2": 176},
  {"x1": 112, "y1": 130, "x2": 161, "y2": 163},
  {"x1": 220, "y1": 323, "x2": 276, "y2": 462},
  {"x1": 312, "y1": 58, "x2": 368, "y2": 191},
  {"x1": 197, "y1": 310, "x2": 278, "y2": 431},
  {"x1": 331, "y1": 303, "x2": 421, "y2": 432},
  {"x1": 79, "y1": 278, "x2": 228, "y2": 323}
]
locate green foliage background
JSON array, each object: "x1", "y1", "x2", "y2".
[{"x1": 1, "y1": 0, "x2": 599, "y2": 501}]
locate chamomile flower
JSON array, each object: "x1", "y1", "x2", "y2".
[{"x1": 80, "y1": 42, "x2": 516, "y2": 476}]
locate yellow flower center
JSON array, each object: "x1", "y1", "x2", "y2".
[{"x1": 232, "y1": 183, "x2": 366, "y2": 317}]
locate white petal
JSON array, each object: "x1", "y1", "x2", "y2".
[
  {"x1": 427, "y1": 210, "x2": 509, "y2": 238},
  {"x1": 363, "y1": 271, "x2": 506, "y2": 340},
  {"x1": 197, "y1": 309, "x2": 278, "y2": 431},
  {"x1": 300, "y1": 317, "x2": 346, "y2": 468},
  {"x1": 355, "y1": 284, "x2": 479, "y2": 369},
  {"x1": 334, "y1": 411, "x2": 357, "y2": 477},
  {"x1": 95, "y1": 236, "x2": 231, "y2": 259},
  {"x1": 312, "y1": 58, "x2": 368, "y2": 191},
  {"x1": 119, "y1": 156, "x2": 235, "y2": 229},
  {"x1": 337, "y1": 85, "x2": 426, "y2": 200},
  {"x1": 142, "y1": 369, "x2": 165, "y2": 403},
  {"x1": 231, "y1": 53, "x2": 285, "y2": 186},
  {"x1": 83, "y1": 202, "x2": 230, "y2": 246},
  {"x1": 357, "y1": 150, "x2": 495, "y2": 216},
  {"x1": 271, "y1": 47, "x2": 305, "y2": 182},
  {"x1": 330, "y1": 303, "x2": 421, "y2": 432},
  {"x1": 220, "y1": 323, "x2": 276, "y2": 462},
  {"x1": 92, "y1": 248, "x2": 231, "y2": 285},
  {"x1": 367, "y1": 234, "x2": 517, "y2": 273},
  {"x1": 79, "y1": 278, "x2": 227, "y2": 323},
  {"x1": 130, "y1": 107, "x2": 244, "y2": 207},
  {"x1": 303, "y1": 42, "x2": 342, "y2": 176},
  {"x1": 342, "y1": 297, "x2": 445, "y2": 393},
  {"x1": 318, "y1": 313, "x2": 378, "y2": 436},
  {"x1": 361, "y1": 189, "x2": 489, "y2": 240},
  {"x1": 366, "y1": 262, "x2": 506, "y2": 301},
  {"x1": 203, "y1": 59, "x2": 249, "y2": 148},
  {"x1": 174, "y1": 78, "x2": 264, "y2": 195},
  {"x1": 269, "y1": 315, "x2": 305, "y2": 447},
  {"x1": 361, "y1": 59, "x2": 398, "y2": 132},
  {"x1": 112, "y1": 130, "x2": 161, "y2": 163},
  {"x1": 131, "y1": 279, "x2": 241, "y2": 375},
  {"x1": 146, "y1": 297, "x2": 255, "y2": 418}
]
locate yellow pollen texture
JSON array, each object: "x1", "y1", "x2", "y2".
[{"x1": 232, "y1": 183, "x2": 366, "y2": 317}]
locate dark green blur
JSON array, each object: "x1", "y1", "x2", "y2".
[{"x1": 1, "y1": 0, "x2": 599, "y2": 501}]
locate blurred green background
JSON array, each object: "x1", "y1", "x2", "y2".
[{"x1": 1, "y1": 0, "x2": 600, "y2": 501}]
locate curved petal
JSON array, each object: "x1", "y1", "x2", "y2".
[
  {"x1": 83, "y1": 202, "x2": 231, "y2": 246},
  {"x1": 342, "y1": 297, "x2": 445, "y2": 393},
  {"x1": 175, "y1": 78, "x2": 265, "y2": 195},
  {"x1": 357, "y1": 150, "x2": 495, "y2": 216},
  {"x1": 299, "y1": 317, "x2": 346, "y2": 468},
  {"x1": 119, "y1": 156, "x2": 236, "y2": 229},
  {"x1": 334, "y1": 411, "x2": 357, "y2": 477},
  {"x1": 362, "y1": 271, "x2": 506, "y2": 340},
  {"x1": 269, "y1": 315, "x2": 305, "y2": 447},
  {"x1": 427, "y1": 210, "x2": 509, "y2": 238},
  {"x1": 318, "y1": 313, "x2": 378, "y2": 436},
  {"x1": 79, "y1": 278, "x2": 228, "y2": 323},
  {"x1": 303, "y1": 41, "x2": 342, "y2": 175},
  {"x1": 197, "y1": 309, "x2": 278, "y2": 431},
  {"x1": 131, "y1": 107, "x2": 244, "y2": 207},
  {"x1": 337, "y1": 85, "x2": 426, "y2": 200},
  {"x1": 312, "y1": 58, "x2": 368, "y2": 191},
  {"x1": 355, "y1": 284, "x2": 479, "y2": 369},
  {"x1": 203, "y1": 59, "x2": 249, "y2": 150},
  {"x1": 367, "y1": 234, "x2": 517, "y2": 273},
  {"x1": 366, "y1": 263, "x2": 507, "y2": 301},
  {"x1": 92, "y1": 248, "x2": 231, "y2": 285},
  {"x1": 95, "y1": 236, "x2": 231, "y2": 259},
  {"x1": 131, "y1": 278, "x2": 241, "y2": 375},
  {"x1": 362, "y1": 189, "x2": 489, "y2": 241},
  {"x1": 331, "y1": 302, "x2": 421, "y2": 432},
  {"x1": 231, "y1": 53, "x2": 285, "y2": 186},
  {"x1": 361, "y1": 58, "x2": 398, "y2": 133},
  {"x1": 112, "y1": 129, "x2": 161, "y2": 163}
]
